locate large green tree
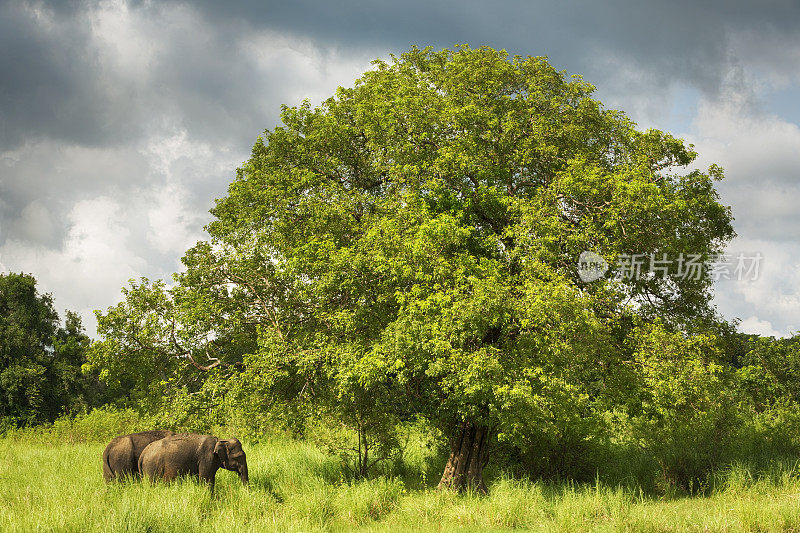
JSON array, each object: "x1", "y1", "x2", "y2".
[{"x1": 91, "y1": 46, "x2": 734, "y2": 490}]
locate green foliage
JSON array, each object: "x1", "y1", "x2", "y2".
[
  {"x1": 0, "y1": 406, "x2": 154, "y2": 444},
  {"x1": 90, "y1": 45, "x2": 736, "y2": 483},
  {"x1": 0, "y1": 272, "x2": 98, "y2": 425},
  {"x1": 629, "y1": 322, "x2": 741, "y2": 492},
  {"x1": 86, "y1": 279, "x2": 181, "y2": 406},
  {"x1": 204, "y1": 45, "x2": 731, "y2": 464},
  {"x1": 736, "y1": 335, "x2": 800, "y2": 410},
  {"x1": 86, "y1": 277, "x2": 256, "y2": 410}
]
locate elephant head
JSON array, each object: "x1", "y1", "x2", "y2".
[{"x1": 214, "y1": 438, "x2": 249, "y2": 485}]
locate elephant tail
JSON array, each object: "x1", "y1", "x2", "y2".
[
  {"x1": 138, "y1": 448, "x2": 149, "y2": 478},
  {"x1": 102, "y1": 446, "x2": 113, "y2": 482}
]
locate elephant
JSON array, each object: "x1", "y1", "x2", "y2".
[
  {"x1": 138, "y1": 433, "x2": 249, "y2": 491},
  {"x1": 102, "y1": 430, "x2": 174, "y2": 481}
]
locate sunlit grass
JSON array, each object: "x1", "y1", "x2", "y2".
[{"x1": 2, "y1": 436, "x2": 800, "y2": 531}]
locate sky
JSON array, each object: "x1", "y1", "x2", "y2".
[{"x1": 1, "y1": 0, "x2": 799, "y2": 338}]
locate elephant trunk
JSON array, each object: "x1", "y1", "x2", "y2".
[{"x1": 239, "y1": 463, "x2": 249, "y2": 485}]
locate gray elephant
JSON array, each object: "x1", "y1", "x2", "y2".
[
  {"x1": 102, "y1": 430, "x2": 174, "y2": 481},
  {"x1": 138, "y1": 433, "x2": 249, "y2": 491}
]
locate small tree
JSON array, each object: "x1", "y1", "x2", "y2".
[
  {"x1": 631, "y1": 321, "x2": 740, "y2": 492},
  {"x1": 86, "y1": 277, "x2": 256, "y2": 411}
]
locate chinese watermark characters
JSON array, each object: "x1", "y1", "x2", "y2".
[{"x1": 577, "y1": 252, "x2": 763, "y2": 282}]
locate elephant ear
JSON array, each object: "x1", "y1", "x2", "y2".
[{"x1": 214, "y1": 440, "x2": 229, "y2": 468}]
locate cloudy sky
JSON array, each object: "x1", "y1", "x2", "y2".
[{"x1": 1, "y1": 0, "x2": 799, "y2": 338}]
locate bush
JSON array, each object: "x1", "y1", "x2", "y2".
[
  {"x1": 631, "y1": 323, "x2": 742, "y2": 493},
  {"x1": 1, "y1": 406, "x2": 155, "y2": 444}
]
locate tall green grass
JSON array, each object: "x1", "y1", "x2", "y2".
[{"x1": 3, "y1": 434, "x2": 800, "y2": 531}]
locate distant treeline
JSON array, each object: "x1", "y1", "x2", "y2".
[{"x1": 0, "y1": 272, "x2": 122, "y2": 428}]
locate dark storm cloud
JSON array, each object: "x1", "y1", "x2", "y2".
[
  {"x1": 1, "y1": 0, "x2": 799, "y2": 336},
  {"x1": 4, "y1": 0, "x2": 798, "y2": 156},
  {"x1": 0, "y1": 0, "x2": 266, "y2": 153},
  {"x1": 184, "y1": 0, "x2": 800, "y2": 95},
  {"x1": 1, "y1": 0, "x2": 377, "y2": 249},
  {"x1": 0, "y1": 2, "x2": 117, "y2": 150},
  {"x1": 1, "y1": 0, "x2": 276, "y2": 249}
]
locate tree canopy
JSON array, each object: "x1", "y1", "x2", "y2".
[
  {"x1": 90, "y1": 45, "x2": 735, "y2": 490},
  {"x1": 0, "y1": 272, "x2": 95, "y2": 425}
]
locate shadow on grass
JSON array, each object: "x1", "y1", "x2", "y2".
[{"x1": 247, "y1": 472, "x2": 285, "y2": 502}]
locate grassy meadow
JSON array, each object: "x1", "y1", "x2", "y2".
[{"x1": 4, "y1": 431, "x2": 800, "y2": 532}]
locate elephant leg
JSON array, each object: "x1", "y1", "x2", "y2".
[
  {"x1": 198, "y1": 466, "x2": 217, "y2": 493},
  {"x1": 162, "y1": 466, "x2": 179, "y2": 482}
]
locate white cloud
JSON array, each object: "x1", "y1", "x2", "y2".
[
  {"x1": 88, "y1": 0, "x2": 162, "y2": 81},
  {"x1": 143, "y1": 134, "x2": 207, "y2": 256},
  {"x1": 689, "y1": 96, "x2": 800, "y2": 186},
  {"x1": 0, "y1": 197, "x2": 148, "y2": 335},
  {"x1": 242, "y1": 30, "x2": 377, "y2": 109},
  {"x1": 146, "y1": 183, "x2": 199, "y2": 256},
  {"x1": 739, "y1": 315, "x2": 784, "y2": 338},
  {"x1": 677, "y1": 72, "x2": 800, "y2": 338},
  {"x1": 711, "y1": 238, "x2": 800, "y2": 338}
]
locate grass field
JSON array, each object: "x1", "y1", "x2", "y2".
[{"x1": 3, "y1": 435, "x2": 800, "y2": 532}]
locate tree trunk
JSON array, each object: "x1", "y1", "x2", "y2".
[
  {"x1": 438, "y1": 421, "x2": 491, "y2": 493},
  {"x1": 359, "y1": 426, "x2": 369, "y2": 479}
]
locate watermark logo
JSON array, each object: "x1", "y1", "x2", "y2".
[
  {"x1": 577, "y1": 251, "x2": 609, "y2": 282},
  {"x1": 577, "y1": 251, "x2": 763, "y2": 282}
]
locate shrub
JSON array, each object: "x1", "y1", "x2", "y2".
[
  {"x1": 631, "y1": 323, "x2": 741, "y2": 493},
  {"x1": 1, "y1": 406, "x2": 154, "y2": 443}
]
